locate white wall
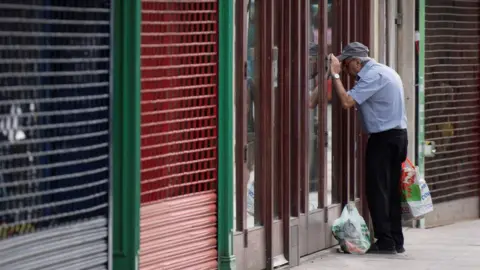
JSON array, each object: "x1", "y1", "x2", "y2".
[
  {"x1": 396, "y1": 0, "x2": 416, "y2": 164},
  {"x1": 371, "y1": 0, "x2": 416, "y2": 163}
]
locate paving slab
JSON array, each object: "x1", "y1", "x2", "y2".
[{"x1": 293, "y1": 219, "x2": 480, "y2": 270}]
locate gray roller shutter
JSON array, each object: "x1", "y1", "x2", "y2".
[{"x1": 0, "y1": 1, "x2": 111, "y2": 269}]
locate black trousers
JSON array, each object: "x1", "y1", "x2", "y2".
[{"x1": 366, "y1": 128, "x2": 408, "y2": 249}]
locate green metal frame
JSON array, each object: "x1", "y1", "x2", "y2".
[
  {"x1": 417, "y1": 0, "x2": 425, "y2": 184},
  {"x1": 112, "y1": 0, "x2": 141, "y2": 269},
  {"x1": 218, "y1": 0, "x2": 236, "y2": 269},
  {"x1": 416, "y1": 0, "x2": 426, "y2": 229}
]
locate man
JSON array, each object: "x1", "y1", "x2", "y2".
[{"x1": 322, "y1": 42, "x2": 408, "y2": 254}]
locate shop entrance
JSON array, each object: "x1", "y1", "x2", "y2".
[{"x1": 233, "y1": 0, "x2": 371, "y2": 269}]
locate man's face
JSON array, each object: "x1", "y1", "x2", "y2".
[{"x1": 342, "y1": 57, "x2": 362, "y2": 78}]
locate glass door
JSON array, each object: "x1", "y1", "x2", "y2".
[
  {"x1": 233, "y1": 0, "x2": 285, "y2": 269},
  {"x1": 297, "y1": 0, "x2": 371, "y2": 260},
  {"x1": 233, "y1": 0, "x2": 371, "y2": 269},
  {"x1": 303, "y1": 0, "x2": 343, "y2": 255}
]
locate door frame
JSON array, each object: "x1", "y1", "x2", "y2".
[{"x1": 233, "y1": 0, "x2": 276, "y2": 268}]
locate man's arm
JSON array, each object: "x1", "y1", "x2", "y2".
[
  {"x1": 332, "y1": 77, "x2": 356, "y2": 109},
  {"x1": 329, "y1": 54, "x2": 381, "y2": 108},
  {"x1": 328, "y1": 54, "x2": 356, "y2": 109}
]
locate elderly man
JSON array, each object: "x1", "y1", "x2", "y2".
[{"x1": 324, "y1": 42, "x2": 408, "y2": 254}]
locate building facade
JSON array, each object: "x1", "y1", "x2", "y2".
[{"x1": 0, "y1": 0, "x2": 479, "y2": 270}]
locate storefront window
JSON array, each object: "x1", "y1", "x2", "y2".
[
  {"x1": 308, "y1": 1, "x2": 320, "y2": 211},
  {"x1": 308, "y1": 1, "x2": 333, "y2": 211},
  {"x1": 246, "y1": 0, "x2": 258, "y2": 228}
]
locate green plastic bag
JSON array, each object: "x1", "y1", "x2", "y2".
[{"x1": 332, "y1": 202, "x2": 371, "y2": 254}]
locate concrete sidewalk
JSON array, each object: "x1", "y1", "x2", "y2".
[{"x1": 294, "y1": 220, "x2": 480, "y2": 270}]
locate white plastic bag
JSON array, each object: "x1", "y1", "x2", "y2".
[
  {"x1": 331, "y1": 202, "x2": 371, "y2": 254},
  {"x1": 246, "y1": 171, "x2": 255, "y2": 215},
  {"x1": 401, "y1": 159, "x2": 434, "y2": 219}
]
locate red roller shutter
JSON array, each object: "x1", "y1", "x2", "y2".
[{"x1": 139, "y1": 1, "x2": 219, "y2": 269}]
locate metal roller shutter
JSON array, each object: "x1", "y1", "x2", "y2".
[
  {"x1": 424, "y1": 0, "x2": 480, "y2": 203},
  {"x1": 140, "y1": 1, "x2": 218, "y2": 269},
  {"x1": 0, "y1": 1, "x2": 111, "y2": 269}
]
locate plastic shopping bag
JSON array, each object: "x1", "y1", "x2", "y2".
[
  {"x1": 246, "y1": 171, "x2": 255, "y2": 215},
  {"x1": 332, "y1": 202, "x2": 371, "y2": 255},
  {"x1": 400, "y1": 159, "x2": 434, "y2": 219}
]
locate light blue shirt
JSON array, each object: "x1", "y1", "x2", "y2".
[{"x1": 348, "y1": 60, "x2": 408, "y2": 134}]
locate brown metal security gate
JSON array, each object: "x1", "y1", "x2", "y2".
[
  {"x1": 233, "y1": 0, "x2": 371, "y2": 269},
  {"x1": 424, "y1": 0, "x2": 480, "y2": 207},
  {"x1": 139, "y1": 1, "x2": 218, "y2": 269}
]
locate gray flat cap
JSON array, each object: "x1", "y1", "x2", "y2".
[{"x1": 336, "y1": 42, "x2": 369, "y2": 61}]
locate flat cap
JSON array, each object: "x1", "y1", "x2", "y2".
[{"x1": 336, "y1": 42, "x2": 369, "y2": 61}]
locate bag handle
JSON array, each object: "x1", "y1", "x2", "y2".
[{"x1": 403, "y1": 158, "x2": 415, "y2": 169}]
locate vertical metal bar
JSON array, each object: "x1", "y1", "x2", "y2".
[
  {"x1": 354, "y1": 0, "x2": 364, "y2": 202},
  {"x1": 235, "y1": 0, "x2": 248, "y2": 233},
  {"x1": 417, "y1": 0, "x2": 426, "y2": 185},
  {"x1": 112, "y1": 0, "x2": 141, "y2": 269},
  {"x1": 218, "y1": 0, "x2": 236, "y2": 268},
  {"x1": 255, "y1": 0, "x2": 266, "y2": 226},
  {"x1": 274, "y1": 0, "x2": 282, "y2": 219},
  {"x1": 291, "y1": 0, "x2": 301, "y2": 217},
  {"x1": 331, "y1": 0, "x2": 342, "y2": 204},
  {"x1": 281, "y1": 0, "x2": 292, "y2": 260},
  {"x1": 317, "y1": 0, "x2": 328, "y2": 210},
  {"x1": 340, "y1": 0, "x2": 350, "y2": 205},
  {"x1": 348, "y1": 0, "x2": 356, "y2": 202},
  {"x1": 356, "y1": 0, "x2": 364, "y2": 202},
  {"x1": 416, "y1": 0, "x2": 426, "y2": 229},
  {"x1": 300, "y1": 0, "x2": 309, "y2": 213},
  {"x1": 259, "y1": 0, "x2": 275, "y2": 267}
]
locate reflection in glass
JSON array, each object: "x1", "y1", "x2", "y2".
[
  {"x1": 273, "y1": 45, "x2": 280, "y2": 219},
  {"x1": 246, "y1": 0, "x2": 257, "y2": 228},
  {"x1": 308, "y1": 1, "x2": 333, "y2": 211},
  {"x1": 273, "y1": 2, "x2": 280, "y2": 220},
  {"x1": 308, "y1": 1, "x2": 320, "y2": 212},
  {"x1": 326, "y1": 2, "x2": 333, "y2": 206}
]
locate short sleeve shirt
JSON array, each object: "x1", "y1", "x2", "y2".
[{"x1": 347, "y1": 60, "x2": 408, "y2": 134}]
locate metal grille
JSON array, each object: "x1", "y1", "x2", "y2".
[
  {"x1": 424, "y1": 0, "x2": 480, "y2": 203},
  {"x1": 0, "y1": 1, "x2": 111, "y2": 268},
  {"x1": 140, "y1": 0, "x2": 218, "y2": 204},
  {"x1": 139, "y1": 1, "x2": 219, "y2": 269}
]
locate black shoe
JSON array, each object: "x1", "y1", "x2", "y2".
[
  {"x1": 367, "y1": 243, "x2": 397, "y2": 254},
  {"x1": 396, "y1": 246, "x2": 406, "y2": 253},
  {"x1": 336, "y1": 247, "x2": 351, "y2": 254}
]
